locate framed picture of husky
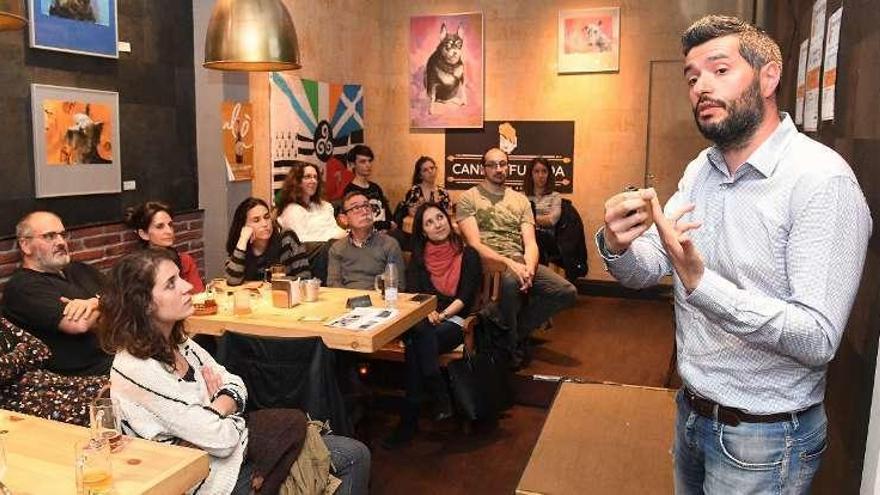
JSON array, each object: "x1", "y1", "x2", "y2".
[
  {"x1": 558, "y1": 7, "x2": 620, "y2": 74},
  {"x1": 29, "y1": 0, "x2": 119, "y2": 58},
  {"x1": 31, "y1": 84, "x2": 122, "y2": 198},
  {"x1": 409, "y1": 12, "x2": 484, "y2": 129}
]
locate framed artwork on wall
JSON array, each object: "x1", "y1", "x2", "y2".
[
  {"x1": 409, "y1": 12, "x2": 484, "y2": 129},
  {"x1": 221, "y1": 101, "x2": 254, "y2": 182},
  {"x1": 269, "y1": 73, "x2": 365, "y2": 201},
  {"x1": 29, "y1": 0, "x2": 119, "y2": 58},
  {"x1": 31, "y1": 84, "x2": 121, "y2": 198},
  {"x1": 558, "y1": 7, "x2": 620, "y2": 74}
]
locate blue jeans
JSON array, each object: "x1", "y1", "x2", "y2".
[
  {"x1": 673, "y1": 389, "x2": 828, "y2": 494},
  {"x1": 324, "y1": 434, "x2": 371, "y2": 495}
]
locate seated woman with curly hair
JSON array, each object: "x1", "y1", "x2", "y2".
[
  {"x1": 99, "y1": 249, "x2": 370, "y2": 494},
  {"x1": 276, "y1": 161, "x2": 346, "y2": 283}
]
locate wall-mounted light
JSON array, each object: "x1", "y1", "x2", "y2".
[
  {"x1": 204, "y1": 0, "x2": 301, "y2": 71},
  {"x1": 0, "y1": 0, "x2": 26, "y2": 31}
]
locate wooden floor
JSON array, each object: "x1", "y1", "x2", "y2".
[{"x1": 367, "y1": 294, "x2": 675, "y2": 494}]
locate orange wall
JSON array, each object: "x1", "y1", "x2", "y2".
[{"x1": 252, "y1": 0, "x2": 752, "y2": 279}]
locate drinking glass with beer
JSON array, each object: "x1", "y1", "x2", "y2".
[{"x1": 74, "y1": 439, "x2": 113, "y2": 495}]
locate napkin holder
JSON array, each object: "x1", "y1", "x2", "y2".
[{"x1": 272, "y1": 279, "x2": 301, "y2": 308}]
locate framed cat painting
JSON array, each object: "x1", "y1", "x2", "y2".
[
  {"x1": 558, "y1": 7, "x2": 620, "y2": 74},
  {"x1": 30, "y1": 84, "x2": 122, "y2": 198},
  {"x1": 409, "y1": 12, "x2": 484, "y2": 129}
]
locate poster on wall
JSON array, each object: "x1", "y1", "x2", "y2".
[
  {"x1": 30, "y1": 84, "x2": 121, "y2": 198},
  {"x1": 270, "y1": 73, "x2": 364, "y2": 201},
  {"x1": 803, "y1": 0, "x2": 826, "y2": 132},
  {"x1": 29, "y1": 0, "x2": 119, "y2": 58},
  {"x1": 444, "y1": 121, "x2": 574, "y2": 193},
  {"x1": 794, "y1": 39, "x2": 809, "y2": 126},
  {"x1": 557, "y1": 7, "x2": 620, "y2": 74},
  {"x1": 221, "y1": 101, "x2": 254, "y2": 182},
  {"x1": 821, "y1": 7, "x2": 842, "y2": 121},
  {"x1": 409, "y1": 12, "x2": 484, "y2": 129}
]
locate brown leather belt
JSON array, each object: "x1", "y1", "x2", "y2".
[{"x1": 683, "y1": 388, "x2": 807, "y2": 427}]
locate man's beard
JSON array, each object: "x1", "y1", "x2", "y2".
[
  {"x1": 36, "y1": 250, "x2": 70, "y2": 272},
  {"x1": 487, "y1": 172, "x2": 507, "y2": 186},
  {"x1": 693, "y1": 77, "x2": 764, "y2": 151}
]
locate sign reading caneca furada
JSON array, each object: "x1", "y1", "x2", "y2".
[{"x1": 444, "y1": 121, "x2": 574, "y2": 192}]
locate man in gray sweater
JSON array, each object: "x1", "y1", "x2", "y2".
[{"x1": 327, "y1": 191, "x2": 405, "y2": 290}]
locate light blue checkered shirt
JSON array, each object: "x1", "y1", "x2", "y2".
[{"x1": 600, "y1": 113, "x2": 872, "y2": 414}]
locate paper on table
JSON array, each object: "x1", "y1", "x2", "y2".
[{"x1": 326, "y1": 307, "x2": 399, "y2": 332}]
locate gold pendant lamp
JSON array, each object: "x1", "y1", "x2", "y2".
[
  {"x1": 204, "y1": 0, "x2": 302, "y2": 71},
  {"x1": 0, "y1": 0, "x2": 26, "y2": 31}
]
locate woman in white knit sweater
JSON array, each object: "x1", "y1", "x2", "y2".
[
  {"x1": 99, "y1": 249, "x2": 370, "y2": 494},
  {"x1": 276, "y1": 161, "x2": 347, "y2": 283}
]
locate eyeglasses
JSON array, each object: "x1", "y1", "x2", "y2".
[
  {"x1": 484, "y1": 161, "x2": 509, "y2": 169},
  {"x1": 343, "y1": 203, "x2": 372, "y2": 214},
  {"x1": 21, "y1": 230, "x2": 70, "y2": 242}
]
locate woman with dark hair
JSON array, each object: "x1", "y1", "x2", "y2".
[
  {"x1": 403, "y1": 156, "x2": 451, "y2": 215},
  {"x1": 383, "y1": 202, "x2": 482, "y2": 449},
  {"x1": 99, "y1": 249, "x2": 370, "y2": 494},
  {"x1": 276, "y1": 161, "x2": 346, "y2": 283},
  {"x1": 0, "y1": 317, "x2": 107, "y2": 426},
  {"x1": 124, "y1": 201, "x2": 204, "y2": 292},
  {"x1": 224, "y1": 197, "x2": 310, "y2": 285},
  {"x1": 523, "y1": 157, "x2": 562, "y2": 264},
  {"x1": 276, "y1": 161, "x2": 346, "y2": 240}
]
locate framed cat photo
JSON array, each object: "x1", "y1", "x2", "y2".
[
  {"x1": 409, "y1": 12, "x2": 484, "y2": 129},
  {"x1": 29, "y1": 0, "x2": 119, "y2": 58},
  {"x1": 558, "y1": 7, "x2": 621, "y2": 74},
  {"x1": 31, "y1": 84, "x2": 122, "y2": 198}
]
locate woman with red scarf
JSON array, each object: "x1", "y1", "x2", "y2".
[{"x1": 383, "y1": 203, "x2": 482, "y2": 449}]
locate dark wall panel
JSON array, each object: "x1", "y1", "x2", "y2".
[
  {"x1": 0, "y1": 0, "x2": 196, "y2": 236},
  {"x1": 769, "y1": 1, "x2": 880, "y2": 493}
]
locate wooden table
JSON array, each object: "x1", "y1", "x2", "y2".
[
  {"x1": 516, "y1": 382, "x2": 676, "y2": 495},
  {"x1": 0, "y1": 409, "x2": 209, "y2": 494},
  {"x1": 187, "y1": 287, "x2": 435, "y2": 353}
]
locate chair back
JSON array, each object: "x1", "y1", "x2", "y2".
[{"x1": 473, "y1": 258, "x2": 507, "y2": 314}]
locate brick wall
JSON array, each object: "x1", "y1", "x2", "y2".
[{"x1": 0, "y1": 211, "x2": 204, "y2": 299}]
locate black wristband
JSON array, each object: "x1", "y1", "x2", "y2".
[{"x1": 214, "y1": 388, "x2": 244, "y2": 413}]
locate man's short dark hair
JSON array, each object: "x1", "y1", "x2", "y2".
[
  {"x1": 682, "y1": 15, "x2": 782, "y2": 72},
  {"x1": 480, "y1": 147, "x2": 508, "y2": 166},
  {"x1": 342, "y1": 190, "x2": 369, "y2": 209},
  {"x1": 347, "y1": 144, "x2": 374, "y2": 163}
]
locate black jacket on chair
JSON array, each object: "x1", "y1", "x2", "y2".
[
  {"x1": 216, "y1": 333, "x2": 353, "y2": 436},
  {"x1": 555, "y1": 198, "x2": 588, "y2": 282}
]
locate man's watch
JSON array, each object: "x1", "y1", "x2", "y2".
[{"x1": 595, "y1": 228, "x2": 623, "y2": 261}]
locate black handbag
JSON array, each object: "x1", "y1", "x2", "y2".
[{"x1": 447, "y1": 347, "x2": 512, "y2": 422}]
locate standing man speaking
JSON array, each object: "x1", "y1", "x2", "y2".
[{"x1": 596, "y1": 16, "x2": 871, "y2": 493}]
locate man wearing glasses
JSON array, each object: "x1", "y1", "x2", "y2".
[
  {"x1": 2, "y1": 211, "x2": 111, "y2": 376},
  {"x1": 456, "y1": 148, "x2": 577, "y2": 369},
  {"x1": 327, "y1": 191, "x2": 405, "y2": 290}
]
